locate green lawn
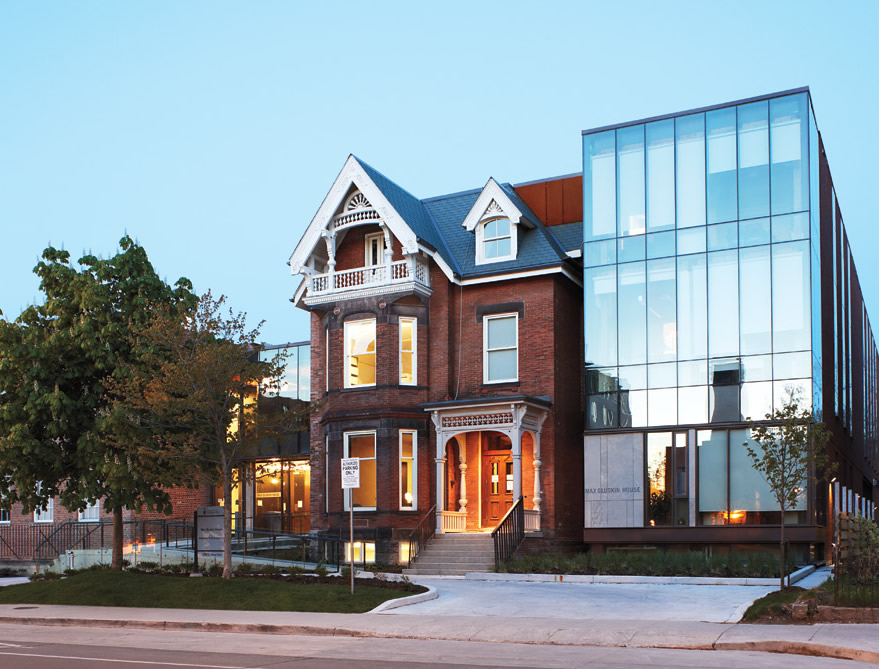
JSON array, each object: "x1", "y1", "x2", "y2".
[{"x1": 0, "y1": 569, "x2": 414, "y2": 613}]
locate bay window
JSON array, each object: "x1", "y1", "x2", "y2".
[{"x1": 344, "y1": 319, "x2": 376, "y2": 387}]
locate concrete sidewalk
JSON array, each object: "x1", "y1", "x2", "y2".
[{"x1": 0, "y1": 600, "x2": 878, "y2": 664}]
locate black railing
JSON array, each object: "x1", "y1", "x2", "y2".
[
  {"x1": 407, "y1": 505, "x2": 436, "y2": 568},
  {"x1": 491, "y1": 496, "x2": 524, "y2": 569}
]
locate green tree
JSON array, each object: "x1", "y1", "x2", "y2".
[
  {"x1": 745, "y1": 389, "x2": 834, "y2": 590},
  {"x1": 110, "y1": 292, "x2": 307, "y2": 579},
  {"x1": 0, "y1": 237, "x2": 196, "y2": 569}
]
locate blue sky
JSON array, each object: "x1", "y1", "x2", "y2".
[{"x1": 1, "y1": 1, "x2": 877, "y2": 344}]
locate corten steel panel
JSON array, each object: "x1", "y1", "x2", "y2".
[
  {"x1": 515, "y1": 181, "x2": 547, "y2": 223},
  {"x1": 562, "y1": 175, "x2": 584, "y2": 224},
  {"x1": 546, "y1": 179, "x2": 564, "y2": 226}
]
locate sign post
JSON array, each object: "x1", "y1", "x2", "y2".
[{"x1": 341, "y1": 457, "x2": 360, "y2": 595}]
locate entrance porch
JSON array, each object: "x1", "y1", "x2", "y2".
[{"x1": 426, "y1": 396, "x2": 549, "y2": 535}]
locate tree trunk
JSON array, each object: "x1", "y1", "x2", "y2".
[
  {"x1": 779, "y1": 509, "x2": 786, "y2": 591},
  {"x1": 223, "y1": 465, "x2": 232, "y2": 580},
  {"x1": 111, "y1": 507, "x2": 124, "y2": 570}
]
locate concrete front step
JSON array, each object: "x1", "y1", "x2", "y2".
[
  {"x1": 403, "y1": 566, "x2": 495, "y2": 576},
  {"x1": 406, "y1": 533, "x2": 497, "y2": 575}
]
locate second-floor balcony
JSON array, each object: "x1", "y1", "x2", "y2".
[{"x1": 304, "y1": 258, "x2": 431, "y2": 306}]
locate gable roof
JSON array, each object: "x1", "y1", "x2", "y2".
[{"x1": 291, "y1": 156, "x2": 582, "y2": 282}]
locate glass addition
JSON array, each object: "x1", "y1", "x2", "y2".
[
  {"x1": 585, "y1": 266, "x2": 617, "y2": 367},
  {"x1": 771, "y1": 212, "x2": 809, "y2": 243},
  {"x1": 675, "y1": 113, "x2": 705, "y2": 229},
  {"x1": 677, "y1": 254, "x2": 707, "y2": 361},
  {"x1": 707, "y1": 107, "x2": 738, "y2": 224},
  {"x1": 583, "y1": 130, "x2": 616, "y2": 241},
  {"x1": 345, "y1": 319, "x2": 376, "y2": 387},
  {"x1": 739, "y1": 245, "x2": 771, "y2": 355},
  {"x1": 770, "y1": 93, "x2": 809, "y2": 215},
  {"x1": 618, "y1": 262, "x2": 647, "y2": 365},
  {"x1": 697, "y1": 430, "x2": 728, "y2": 525},
  {"x1": 646, "y1": 432, "x2": 672, "y2": 526},
  {"x1": 618, "y1": 235, "x2": 646, "y2": 263},
  {"x1": 677, "y1": 226, "x2": 706, "y2": 255},
  {"x1": 772, "y1": 241, "x2": 811, "y2": 352},
  {"x1": 708, "y1": 250, "x2": 739, "y2": 358},
  {"x1": 739, "y1": 217, "x2": 770, "y2": 247},
  {"x1": 707, "y1": 222, "x2": 737, "y2": 251},
  {"x1": 617, "y1": 125, "x2": 646, "y2": 237},
  {"x1": 646, "y1": 119, "x2": 675, "y2": 231},
  {"x1": 647, "y1": 230, "x2": 676, "y2": 259},
  {"x1": 647, "y1": 259, "x2": 676, "y2": 363},
  {"x1": 736, "y1": 100, "x2": 770, "y2": 219},
  {"x1": 584, "y1": 239, "x2": 616, "y2": 267}
]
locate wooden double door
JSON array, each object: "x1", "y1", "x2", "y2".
[{"x1": 482, "y1": 452, "x2": 513, "y2": 526}]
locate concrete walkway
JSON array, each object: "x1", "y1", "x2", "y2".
[{"x1": 0, "y1": 567, "x2": 876, "y2": 664}]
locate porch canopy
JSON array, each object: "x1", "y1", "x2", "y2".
[{"x1": 423, "y1": 395, "x2": 550, "y2": 533}]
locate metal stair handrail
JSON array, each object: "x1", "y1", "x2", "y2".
[
  {"x1": 491, "y1": 496, "x2": 525, "y2": 569},
  {"x1": 406, "y1": 504, "x2": 436, "y2": 568}
]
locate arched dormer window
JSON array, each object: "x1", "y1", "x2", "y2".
[{"x1": 482, "y1": 217, "x2": 512, "y2": 260}]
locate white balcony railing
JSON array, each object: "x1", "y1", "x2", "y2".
[
  {"x1": 524, "y1": 509, "x2": 540, "y2": 532},
  {"x1": 306, "y1": 259, "x2": 430, "y2": 303},
  {"x1": 439, "y1": 510, "x2": 467, "y2": 533}
]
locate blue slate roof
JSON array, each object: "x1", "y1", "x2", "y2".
[{"x1": 355, "y1": 156, "x2": 581, "y2": 279}]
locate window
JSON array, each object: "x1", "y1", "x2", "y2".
[
  {"x1": 365, "y1": 232, "x2": 383, "y2": 268},
  {"x1": 0, "y1": 504, "x2": 8, "y2": 524},
  {"x1": 482, "y1": 217, "x2": 513, "y2": 261},
  {"x1": 344, "y1": 432, "x2": 376, "y2": 510},
  {"x1": 79, "y1": 501, "x2": 100, "y2": 523},
  {"x1": 399, "y1": 317, "x2": 416, "y2": 385},
  {"x1": 344, "y1": 541, "x2": 376, "y2": 564},
  {"x1": 400, "y1": 430, "x2": 417, "y2": 510},
  {"x1": 484, "y1": 314, "x2": 518, "y2": 383},
  {"x1": 34, "y1": 499, "x2": 53, "y2": 523},
  {"x1": 344, "y1": 319, "x2": 376, "y2": 387}
]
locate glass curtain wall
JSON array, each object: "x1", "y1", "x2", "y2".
[{"x1": 584, "y1": 92, "x2": 813, "y2": 429}]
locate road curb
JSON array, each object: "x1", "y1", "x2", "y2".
[
  {"x1": 368, "y1": 585, "x2": 438, "y2": 613},
  {"x1": 715, "y1": 640, "x2": 879, "y2": 664}
]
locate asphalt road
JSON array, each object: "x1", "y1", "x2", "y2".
[{"x1": 0, "y1": 625, "x2": 868, "y2": 669}]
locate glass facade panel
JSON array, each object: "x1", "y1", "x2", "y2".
[
  {"x1": 741, "y1": 354, "x2": 772, "y2": 381},
  {"x1": 679, "y1": 385, "x2": 708, "y2": 424},
  {"x1": 583, "y1": 130, "x2": 616, "y2": 240},
  {"x1": 675, "y1": 113, "x2": 706, "y2": 228},
  {"x1": 772, "y1": 240, "x2": 810, "y2": 352},
  {"x1": 618, "y1": 261, "x2": 646, "y2": 365},
  {"x1": 770, "y1": 93, "x2": 809, "y2": 215},
  {"x1": 698, "y1": 430, "x2": 728, "y2": 524},
  {"x1": 646, "y1": 432, "x2": 672, "y2": 525},
  {"x1": 647, "y1": 258, "x2": 676, "y2": 363},
  {"x1": 771, "y1": 212, "x2": 809, "y2": 243},
  {"x1": 584, "y1": 239, "x2": 616, "y2": 267},
  {"x1": 707, "y1": 222, "x2": 737, "y2": 251},
  {"x1": 648, "y1": 388, "x2": 677, "y2": 426},
  {"x1": 617, "y1": 125, "x2": 646, "y2": 236},
  {"x1": 647, "y1": 230, "x2": 675, "y2": 259},
  {"x1": 739, "y1": 245, "x2": 771, "y2": 355},
  {"x1": 648, "y1": 362, "x2": 677, "y2": 388},
  {"x1": 707, "y1": 107, "x2": 738, "y2": 223},
  {"x1": 646, "y1": 119, "x2": 675, "y2": 231},
  {"x1": 730, "y1": 428, "x2": 780, "y2": 519},
  {"x1": 739, "y1": 217, "x2": 770, "y2": 247},
  {"x1": 618, "y1": 235, "x2": 646, "y2": 263},
  {"x1": 708, "y1": 250, "x2": 739, "y2": 358},
  {"x1": 585, "y1": 266, "x2": 617, "y2": 366},
  {"x1": 619, "y1": 364, "x2": 647, "y2": 389},
  {"x1": 677, "y1": 254, "x2": 707, "y2": 360},
  {"x1": 736, "y1": 100, "x2": 769, "y2": 219},
  {"x1": 678, "y1": 359, "x2": 707, "y2": 386},
  {"x1": 677, "y1": 226, "x2": 706, "y2": 255},
  {"x1": 774, "y1": 351, "x2": 811, "y2": 379},
  {"x1": 741, "y1": 381, "x2": 773, "y2": 420}
]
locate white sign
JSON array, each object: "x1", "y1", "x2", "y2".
[
  {"x1": 341, "y1": 458, "x2": 360, "y2": 489},
  {"x1": 197, "y1": 506, "x2": 224, "y2": 559}
]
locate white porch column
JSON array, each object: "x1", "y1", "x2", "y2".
[
  {"x1": 431, "y1": 411, "x2": 445, "y2": 533},
  {"x1": 532, "y1": 435, "x2": 542, "y2": 514},
  {"x1": 512, "y1": 429, "x2": 522, "y2": 501},
  {"x1": 381, "y1": 224, "x2": 393, "y2": 279},
  {"x1": 458, "y1": 446, "x2": 468, "y2": 514},
  {"x1": 321, "y1": 230, "x2": 337, "y2": 286}
]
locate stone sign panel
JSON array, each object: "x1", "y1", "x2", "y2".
[{"x1": 584, "y1": 433, "x2": 644, "y2": 528}]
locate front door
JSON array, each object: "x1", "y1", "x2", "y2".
[{"x1": 482, "y1": 452, "x2": 513, "y2": 526}]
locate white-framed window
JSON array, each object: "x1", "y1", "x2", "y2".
[
  {"x1": 483, "y1": 313, "x2": 518, "y2": 383},
  {"x1": 399, "y1": 430, "x2": 417, "y2": 510},
  {"x1": 399, "y1": 317, "x2": 417, "y2": 385},
  {"x1": 34, "y1": 498, "x2": 53, "y2": 523},
  {"x1": 0, "y1": 505, "x2": 9, "y2": 524},
  {"x1": 365, "y1": 232, "x2": 384, "y2": 268},
  {"x1": 344, "y1": 318, "x2": 376, "y2": 388},
  {"x1": 344, "y1": 541, "x2": 376, "y2": 564},
  {"x1": 476, "y1": 216, "x2": 515, "y2": 264},
  {"x1": 79, "y1": 501, "x2": 100, "y2": 523},
  {"x1": 344, "y1": 432, "x2": 376, "y2": 511}
]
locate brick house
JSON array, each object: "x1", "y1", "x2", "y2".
[{"x1": 288, "y1": 155, "x2": 585, "y2": 562}]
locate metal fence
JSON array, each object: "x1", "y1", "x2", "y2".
[{"x1": 835, "y1": 512, "x2": 879, "y2": 606}]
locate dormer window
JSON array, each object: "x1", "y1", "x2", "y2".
[{"x1": 483, "y1": 217, "x2": 512, "y2": 260}]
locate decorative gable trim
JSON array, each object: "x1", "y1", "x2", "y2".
[
  {"x1": 288, "y1": 155, "x2": 420, "y2": 275},
  {"x1": 461, "y1": 178, "x2": 536, "y2": 233}
]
